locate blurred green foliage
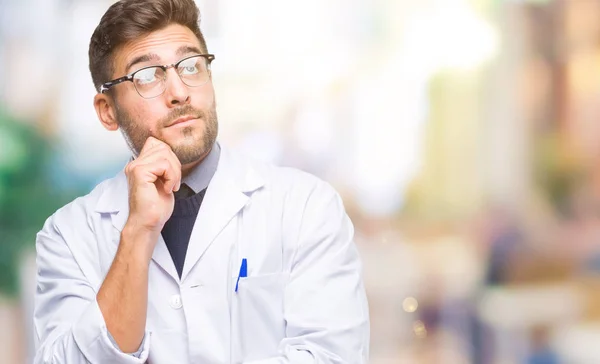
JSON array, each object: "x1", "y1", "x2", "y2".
[
  {"x1": 0, "y1": 109, "x2": 80, "y2": 297},
  {"x1": 533, "y1": 131, "x2": 585, "y2": 216}
]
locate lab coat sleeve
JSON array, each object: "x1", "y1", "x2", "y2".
[
  {"x1": 33, "y1": 215, "x2": 150, "y2": 364},
  {"x1": 107, "y1": 331, "x2": 146, "y2": 358},
  {"x1": 244, "y1": 180, "x2": 370, "y2": 364}
]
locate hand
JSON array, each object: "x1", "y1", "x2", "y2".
[{"x1": 124, "y1": 137, "x2": 182, "y2": 236}]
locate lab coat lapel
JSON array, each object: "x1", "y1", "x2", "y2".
[
  {"x1": 180, "y1": 147, "x2": 264, "y2": 282},
  {"x1": 95, "y1": 171, "x2": 180, "y2": 281}
]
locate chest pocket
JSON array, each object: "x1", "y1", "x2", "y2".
[
  {"x1": 235, "y1": 272, "x2": 289, "y2": 361},
  {"x1": 234, "y1": 192, "x2": 293, "y2": 275},
  {"x1": 230, "y1": 196, "x2": 291, "y2": 362}
]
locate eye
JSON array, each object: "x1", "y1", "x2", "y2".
[
  {"x1": 179, "y1": 61, "x2": 199, "y2": 75},
  {"x1": 181, "y1": 65, "x2": 199, "y2": 74},
  {"x1": 133, "y1": 67, "x2": 161, "y2": 85},
  {"x1": 178, "y1": 57, "x2": 203, "y2": 75}
]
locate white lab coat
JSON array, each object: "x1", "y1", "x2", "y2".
[{"x1": 34, "y1": 145, "x2": 370, "y2": 364}]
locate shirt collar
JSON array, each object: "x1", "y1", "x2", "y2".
[{"x1": 182, "y1": 142, "x2": 221, "y2": 193}]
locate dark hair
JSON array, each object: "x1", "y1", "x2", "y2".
[{"x1": 88, "y1": 0, "x2": 208, "y2": 92}]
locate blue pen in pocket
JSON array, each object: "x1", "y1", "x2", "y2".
[{"x1": 235, "y1": 258, "x2": 247, "y2": 293}]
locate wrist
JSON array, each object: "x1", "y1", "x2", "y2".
[
  {"x1": 121, "y1": 221, "x2": 160, "y2": 262},
  {"x1": 123, "y1": 215, "x2": 163, "y2": 237}
]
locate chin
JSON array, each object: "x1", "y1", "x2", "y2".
[{"x1": 173, "y1": 142, "x2": 209, "y2": 164}]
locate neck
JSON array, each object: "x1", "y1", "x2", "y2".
[{"x1": 181, "y1": 147, "x2": 212, "y2": 178}]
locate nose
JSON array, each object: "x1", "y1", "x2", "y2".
[{"x1": 164, "y1": 68, "x2": 190, "y2": 106}]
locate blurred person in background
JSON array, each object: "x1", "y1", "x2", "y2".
[{"x1": 32, "y1": 0, "x2": 369, "y2": 363}]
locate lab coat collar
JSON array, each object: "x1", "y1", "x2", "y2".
[{"x1": 94, "y1": 143, "x2": 265, "y2": 282}]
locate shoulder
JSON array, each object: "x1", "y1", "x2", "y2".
[
  {"x1": 226, "y1": 146, "x2": 339, "y2": 203},
  {"x1": 38, "y1": 171, "x2": 124, "y2": 252},
  {"x1": 47, "y1": 174, "x2": 122, "y2": 229}
]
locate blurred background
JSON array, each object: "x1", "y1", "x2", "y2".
[{"x1": 3, "y1": 0, "x2": 600, "y2": 363}]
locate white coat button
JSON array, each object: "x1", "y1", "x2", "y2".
[{"x1": 169, "y1": 294, "x2": 183, "y2": 309}]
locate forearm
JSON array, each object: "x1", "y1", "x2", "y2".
[{"x1": 97, "y1": 224, "x2": 155, "y2": 353}]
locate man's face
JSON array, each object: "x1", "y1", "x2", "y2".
[{"x1": 108, "y1": 23, "x2": 218, "y2": 165}]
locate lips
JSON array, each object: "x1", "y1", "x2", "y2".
[{"x1": 168, "y1": 115, "x2": 198, "y2": 127}]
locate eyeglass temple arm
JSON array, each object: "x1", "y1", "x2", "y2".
[{"x1": 100, "y1": 75, "x2": 133, "y2": 93}]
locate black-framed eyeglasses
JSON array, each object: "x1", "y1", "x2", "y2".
[{"x1": 99, "y1": 54, "x2": 215, "y2": 99}]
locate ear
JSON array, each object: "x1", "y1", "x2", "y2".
[{"x1": 94, "y1": 93, "x2": 119, "y2": 131}]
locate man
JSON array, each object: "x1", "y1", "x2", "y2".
[{"x1": 33, "y1": 0, "x2": 370, "y2": 363}]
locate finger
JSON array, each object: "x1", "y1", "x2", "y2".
[
  {"x1": 139, "y1": 157, "x2": 179, "y2": 194},
  {"x1": 138, "y1": 136, "x2": 166, "y2": 157},
  {"x1": 137, "y1": 144, "x2": 181, "y2": 172},
  {"x1": 134, "y1": 145, "x2": 181, "y2": 192},
  {"x1": 160, "y1": 154, "x2": 181, "y2": 194},
  {"x1": 163, "y1": 148, "x2": 181, "y2": 191},
  {"x1": 136, "y1": 143, "x2": 169, "y2": 164},
  {"x1": 131, "y1": 158, "x2": 179, "y2": 195},
  {"x1": 167, "y1": 152, "x2": 182, "y2": 192}
]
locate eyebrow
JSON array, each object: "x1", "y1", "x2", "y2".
[
  {"x1": 176, "y1": 45, "x2": 203, "y2": 57},
  {"x1": 126, "y1": 53, "x2": 160, "y2": 74},
  {"x1": 125, "y1": 46, "x2": 204, "y2": 74}
]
